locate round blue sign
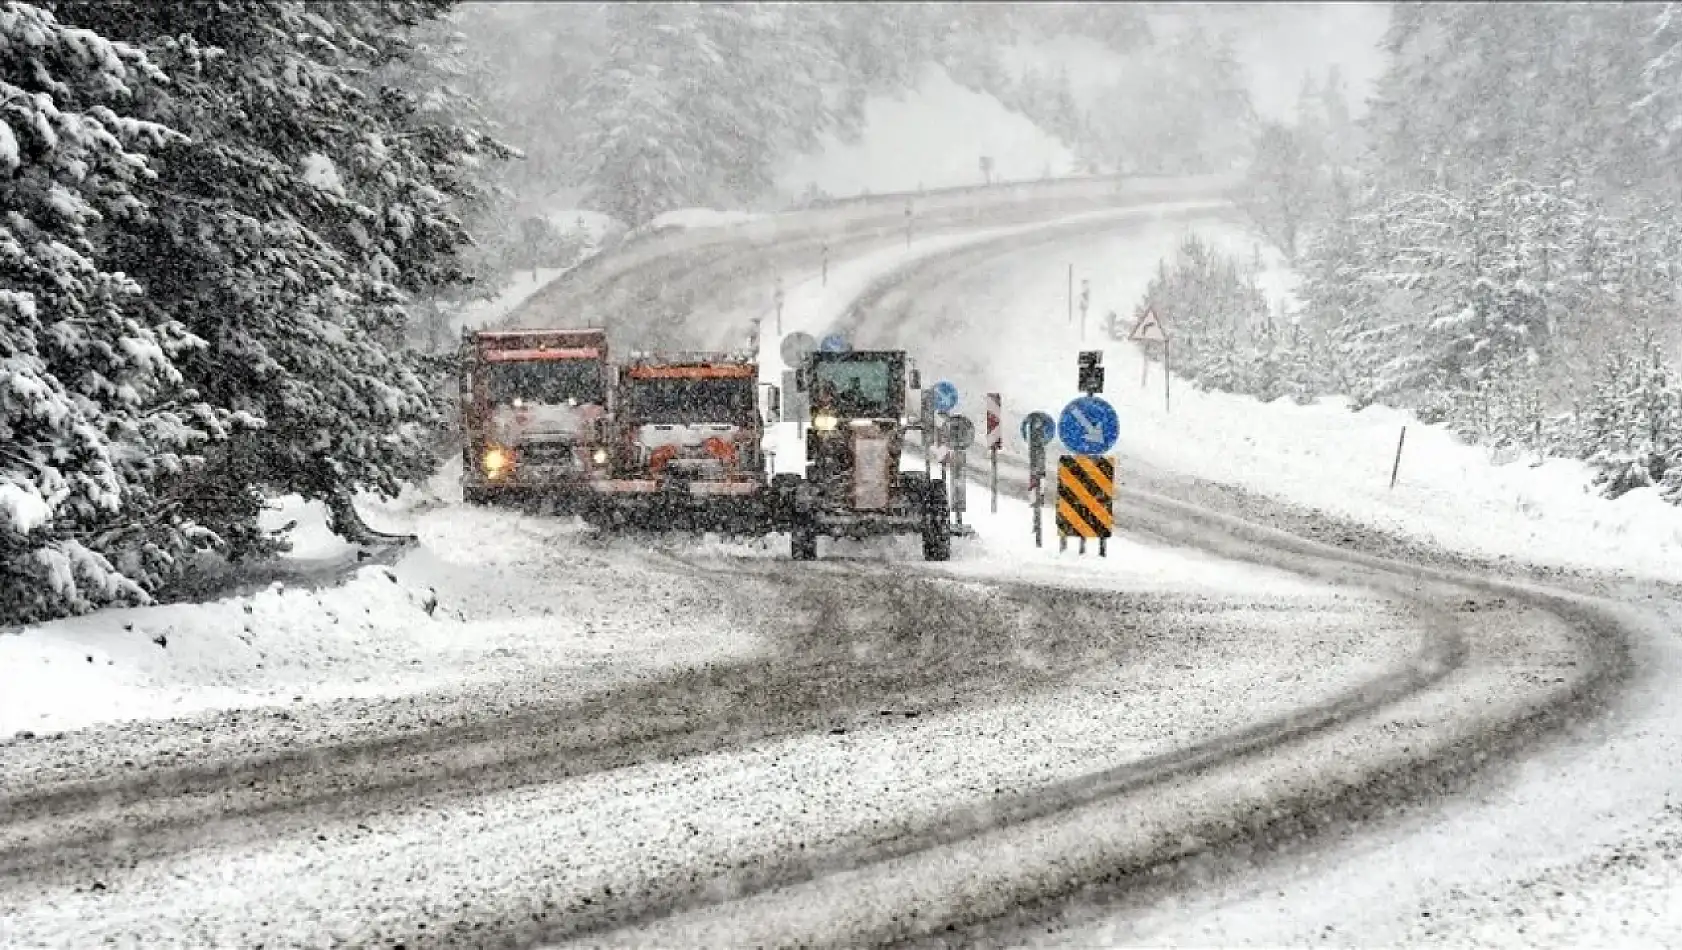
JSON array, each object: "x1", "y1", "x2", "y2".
[
  {"x1": 1021, "y1": 411, "x2": 1056, "y2": 444},
  {"x1": 929, "y1": 380, "x2": 960, "y2": 415},
  {"x1": 1057, "y1": 396, "x2": 1120, "y2": 455},
  {"x1": 819, "y1": 333, "x2": 850, "y2": 353}
]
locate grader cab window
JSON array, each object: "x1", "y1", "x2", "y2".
[{"x1": 812, "y1": 355, "x2": 902, "y2": 418}]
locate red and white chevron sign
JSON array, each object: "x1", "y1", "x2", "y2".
[{"x1": 985, "y1": 392, "x2": 1002, "y2": 450}]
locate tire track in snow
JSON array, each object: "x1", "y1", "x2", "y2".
[
  {"x1": 602, "y1": 221, "x2": 1633, "y2": 948},
  {"x1": 0, "y1": 184, "x2": 1505, "y2": 948}
]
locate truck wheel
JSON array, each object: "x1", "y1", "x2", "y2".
[
  {"x1": 770, "y1": 474, "x2": 801, "y2": 530},
  {"x1": 464, "y1": 487, "x2": 489, "y2": 506},
  {"x1": 791, "y1": 517, "x2": 819, "y2": 561},
  {"x1": 921, "y1": 479, "x2": 951, "y2": 562}
]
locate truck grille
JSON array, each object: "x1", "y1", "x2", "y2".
[{"x1": 520, "y1": 441, "x2": 577, "y2": 467}]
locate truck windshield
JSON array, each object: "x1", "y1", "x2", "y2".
[
  {"x1": 812, "y1": 358, "x2": 897, "y2": 417},
  {"x1": 483, "y1": 359, "x2": 605, "y2": 405},
  {"x1": 623, "y1": 378, "x2": 756, "y2": 423}
]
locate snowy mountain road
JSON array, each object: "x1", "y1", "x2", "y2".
[
  {"x1": 0, "y1": 184, "x2": 1645, "y2": 948},
  {"x1": 0, "y1": 556, "x2": 1411, "y2": 947}
]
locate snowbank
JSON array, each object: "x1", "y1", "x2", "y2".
[
  {"x1": 0, "y1": 479, "x2": 765, "y2": 738},
  {"x1": 774, "y1": 64, "x2": 1078, "y2": 201},
  {"x1": 647, "y1": 208, "x2": 764, "y2": 231},
  {"x1": 0, "y1": 566, "x2": 442, "y2": 736}
]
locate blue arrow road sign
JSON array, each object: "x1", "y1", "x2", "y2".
[
  {"x1": 819, "y1": 333, "x2": 851, "y2": 353},
  {"x1": 1021, "y1": 411, "x2": 1055, "y2": 444},
  {"x1": 930, "y1": 380, "x2": 960, "y2": 414},
  {"x1": 1058, "y1": 396, "x2": 1119, "y2": 455}
]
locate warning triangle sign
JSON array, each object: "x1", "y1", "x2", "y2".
[{"x1": 1129, "y1": 308, "x2": 1169, "y2": 343}]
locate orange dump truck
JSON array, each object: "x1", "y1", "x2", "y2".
[
  {"x1": 583, "y1": 352, "x2": 777, "y2": 533},
  {"x1": 458, "y1": 327, "x2": 614, "y2": 510}
]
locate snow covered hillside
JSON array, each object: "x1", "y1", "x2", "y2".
[
  {"x1": 773, "y1": 64, "x2": 1078, "y2": 202},
  {"x1": 877, "y1": 226, "x2": 1682, "y2": 582}
]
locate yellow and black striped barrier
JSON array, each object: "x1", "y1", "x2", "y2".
[{"x1": 1056, "y1": 454, "x2": 1114, "y2": 555}]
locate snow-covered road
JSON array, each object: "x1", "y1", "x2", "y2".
[
  {"x1": 825, "y1": 222, "x2": 1674, "y2": 947},
  {"x1": 0, "y1": 179, "x2": 1652, "y2": 948}
]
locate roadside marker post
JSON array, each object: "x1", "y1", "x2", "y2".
[
  {"x1": 928, "y1": 380, "x2": 960, "y2": 493},
  {"x1": 1079, "y1": 279, "x2": 1090, "y2": 340},
  {"x1": 920, "y1": 389, "x2": 938, "y2": 477},
  {"x1": 985, "y1": 392, "x2": 1002, "y2": 513},
  {"x1": 1022, "y1": 412, "x2": 1055, "y2": 548},
  {"x1": 1391, "y1": 425, "x2": 1408, "y2": 489},
  {"x1": 1055, "y1": 362, "x2": 1119, "y2": 555},
  {"x1": 1055, "y1": 455, "x2": 1115, "y2": 556},
  {"x1": 945, "y1": 415, "x2": 975, "y2": 525}
]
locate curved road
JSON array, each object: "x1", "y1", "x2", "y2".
[{"x1": 0, "y1": 181, "x2": 1644, "y2": 948}]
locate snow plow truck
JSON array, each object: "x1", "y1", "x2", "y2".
[
  {"x1": 458, "y1": 327, "x2": 615, "y2": 510},
  {"x1": 775, "y1": 347, "x2": 955, "y2": 561},
  {"x1": 582, "y1": 351, "x2": 778, "y2": 534}
]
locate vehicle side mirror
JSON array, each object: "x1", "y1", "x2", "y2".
[
  {"x1": 794, "y1": 369, "x2": 808, "y2": 393},
  {"x1": 909, "y1": 368, "x2": 922, "y2": 390}
]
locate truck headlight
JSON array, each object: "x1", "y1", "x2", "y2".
[
  {"x1": 592, "y1": 448, "x2": 609, "y2": 465},
  {"x1": 813, "y1": 411, "x2": 839, "y2": 432},
  {"x1": 483, "y1": 446, "x2": 512, "y2": 477}
]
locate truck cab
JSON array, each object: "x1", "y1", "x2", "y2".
[
  {"x1": 458, "y1": 327, "x2": 613, "y2": 508},
  {"x1": 586, "y1": 352, "x2": 777, "y2": 531}
]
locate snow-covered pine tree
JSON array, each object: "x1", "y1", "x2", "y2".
[
  {"x1": 1132, "y1": 234, "x2": 1270, "y2": 397},
  {"x1": 1580, "y1": 334, "x2": 1682, "y2": 498},
  {"x1": 1237, "y1": 121, "x2": 1316, "y2": 261},
  {"x1": 0, "y1": 2, "x2": 223, "y2": 621},
  {"x1": 568, "y1": 2, "x2": 843, "y2": 228},
  {"x1": 370, "y1": 9, "x2": 522, "y2": 353},
  {"x1": 49, "y1": 0, "x2": 508, "y2": 558}
]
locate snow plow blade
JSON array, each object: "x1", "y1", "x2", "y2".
[{"x1": 581, "y1": 485, "x2": 777, "y2": 536}]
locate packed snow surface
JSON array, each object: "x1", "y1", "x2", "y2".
[{"x1": 0, "y1": 580, "x2": 1417, "y2": 948}]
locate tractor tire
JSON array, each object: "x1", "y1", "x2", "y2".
[
  {"x1": 921, "y1": 478, "x2": 951, "y2": 562},
  {"x1": 790, "y1": 515, "x2": 819, "y2": 561},
  {"x1": 770, "y1": 474, "x2": 802, "y2": 531}
]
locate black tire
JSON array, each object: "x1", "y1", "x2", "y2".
[
  {"x1": 463, "y1": 486, "x2": 490, "y2": 506},
  {"x1": 791, "y1": 516, "x2": 819, "y2": 561},
  {"x1": 921, "y1": 478, "x2": 951, "y2": 562},
  {"x1": 771, "y1": 474, "x2": 802, "y2": 530}
]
